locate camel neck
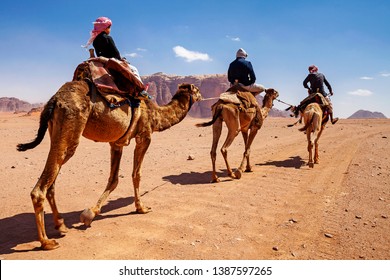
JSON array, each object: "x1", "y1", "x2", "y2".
[
  {"x1": 260, "y1": 97, "x2": 274, "y2": 119},
  {"x1": 151, "y1": 94, "x2": 191, "y2": 132}
]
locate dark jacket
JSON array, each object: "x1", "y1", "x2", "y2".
[
  {"x1": 303, "y1": 72, "x2": 332, "y2": 96},
  {"x1": 227, "y1": 57, "x2": 256, "y2": 86},
  {"x1": 93, "y1": 32, "x2": 121, "y2": 60}
]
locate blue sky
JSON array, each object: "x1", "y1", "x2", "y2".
[{"x1": 1, "y1": 0, "x2": 389, "y2": 118}]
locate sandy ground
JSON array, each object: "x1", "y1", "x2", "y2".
[{"x1": 0, "y1": 112, "x2": 389, "y2": 260}]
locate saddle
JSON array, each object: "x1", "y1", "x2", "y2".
[
  {"x1": 73, "y1": 57, "x2": 145, "y2": 106},
  {"x1": 218, "y1": 84, "x2": 259, "y2": 110}
]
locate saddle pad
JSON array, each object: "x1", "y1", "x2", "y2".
[{"x1": 219, "y1": 92, "x2": 242, "y2": 105}]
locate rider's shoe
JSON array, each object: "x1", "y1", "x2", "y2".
[
  {"x1": 331, "y1": 117, "x2": 339, "y2": 125},
  {"x1": 138, "y1": 90, "x2": 153, "y2": 99}
]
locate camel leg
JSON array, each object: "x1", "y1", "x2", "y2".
[
  {"x1": 31, "y1": 163, "x2": 62, "y2": 250},
  {"x1": 32, "y1": 114, "x2": 86, "y2": 250},
  {"x1": 210, "y1": 119, "x2": 223, "y2": 183},
  {"x1": 307, "y1": 128, "x2": 314, "y2": 168},
  {"x1": 220, "y1": 124, "x2": 240, "y2": 180},
  {"x1": 80, "y1": 143, "x2": 124, "y2": 226},
  {"x1": 236, "y1": 128, "x2": 259, "y2": 178},
  {"x1": 46, "y1": 181, "x2": 67, "y2": 234},
  {"x1": 314, "y1": 126, "x2": 324, "y2": 164},
  {"x1": 132, "y1": 136, "x2": 152, "y2": 214}
]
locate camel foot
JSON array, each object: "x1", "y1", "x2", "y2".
[
  {"x1": 245, "y1": 167, "x2": 253, "y2": 173},
  {"x1": 211, "y1": 177, "x2": 220, "y2": 183},
  {"x1": 80, "y1": 208, "x2": 96, "y2": 227},
  {"x1": 55, "y1": 223, "x2": 69, "y2": 235},
  {"x1": 308, "y1": 162, "x2": 314, "y2": 168},
  {"x1": 41, "y1": 239, "x2": 60, "y2": 250},
  {"x1": 234, "y1": 169, "x2": 242, "y2": 179},
  {"x1": 136, "y1": 206, "x2": 152, "y2": 214}
]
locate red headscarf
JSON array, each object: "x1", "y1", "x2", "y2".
[
  {"x1": 82, "y1": 17, "x2": 112, "y2": 48},
  {"x1": 308, "y1": 65, "x2": 318, "y2": 73}
]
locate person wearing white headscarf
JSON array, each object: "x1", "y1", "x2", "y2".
[{"x1": 227, "y1": 48, "x2": 266, "y2": 94}]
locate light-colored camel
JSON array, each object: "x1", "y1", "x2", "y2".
[
  {"x1": 17, "y1": 81, "x2": 202, "y2": 250},
  {"x1": 196, "y1": 88, "x2": 279, "y2": 183},
  {"x1": 298, "y1": 102, "x2": 328, "y2": 168}
]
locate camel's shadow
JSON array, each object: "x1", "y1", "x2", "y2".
[
  {"x1": 0, "y1": 197, "x2": 134, "y2": 255},
  {"x1": 163, "y1": 170, "x2": 230, "y2": 185},
  {"x1": 256, "y1": 156, "x2": 305, "y2": 169}
]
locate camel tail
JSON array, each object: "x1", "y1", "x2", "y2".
[
  {"x1": 298, "y1": 114, "x2": 314, "y2": 132},
  {"x1": 16, "y1": 97, "x2": 56, "y2": 152},
  {"x1": 195, "y1": 104, "x2": 223, "y2": 127}
]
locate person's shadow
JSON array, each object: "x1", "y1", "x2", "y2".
[{"x1": 0, "y1": 196, "x2": 134, "y2": 255}]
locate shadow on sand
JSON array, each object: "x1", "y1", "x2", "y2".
[
  {"x1": 162, "y1": 170, "x2": 233, "y2": 185},
  {"x1": 0, "y1": 196, "x2": 134, "y2": 255},
  {"x1": 256, "y1": 156, "x2": 305, "y2": 169}
]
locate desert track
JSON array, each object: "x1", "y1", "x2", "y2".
[{"x1": 0, "y1": 113, "x2": 389, "y2": 260}]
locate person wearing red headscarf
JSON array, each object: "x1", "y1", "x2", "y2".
[
  {"x1": 299, "y1": 65, "x2": 338, "y2": 124},
  {"x1": 83, "y1": 16, "x2": 150, "y2": 99},
  {"x1": 303, "y1": 65, "x2": 332, "y2": 96}
]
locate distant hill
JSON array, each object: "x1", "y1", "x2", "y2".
[
  {"x1": 0, "y1": 97, "x2": 43, "y2": 113},
  {"x1": 348, "y1": 110, "x2": 387, "y2": 119}
]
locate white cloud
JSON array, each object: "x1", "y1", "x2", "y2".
[
  {"x1": 360, "y1": 76, "x2": 373, "y2": 80},
  {"x1": 347, "y1": 89, "x2": 373, "y2": 96},
  {"x1": 125, "y1": 52, "x2": 141, "y2": 58},
  {"x1": 226, "y1": 35, "x2": 240, "y2": 41},
  {"x1": 380, "y1": 72, "x2": 390, "y2": 77},
  {"x1": 173, "y1": 46, "x2": 212, "y2": 62}
]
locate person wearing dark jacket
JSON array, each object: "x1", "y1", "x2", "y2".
[
  {"x1": 83, "y1": 16, "x2": 150, "y2": 99},
  {"x1": 227, "y1": 48, "x2": 268, "y2": 128},
  {"x1": 92, "y1": 30, "x2": 121, "y2": 60},
  {"x1": 300, "y1": 65, "x2": 338, "y2": 124},
  {"x1": 228, "y1": 48, "x2": 266, "y2": 94}
]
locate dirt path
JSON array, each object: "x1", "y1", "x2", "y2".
[{"x1": 0, "y1": 113, "x2": 389, "y2": 260}]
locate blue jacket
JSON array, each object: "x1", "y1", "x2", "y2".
[{"x1": 227, "y1": 57, "x2": 256, "y2": 86}]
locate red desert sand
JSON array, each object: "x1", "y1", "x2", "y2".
[{"x1": 0, "y1": 112, "x2": 389, "y2": 260}]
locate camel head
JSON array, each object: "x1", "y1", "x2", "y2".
[
  {"x1": 263, "y1": 88, "x2": 279, "y2": 107},
  {"x1": 176, "y1": 83, "x2": 203, "y2": 104}
]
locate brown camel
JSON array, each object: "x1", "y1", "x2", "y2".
[
  {"x1": 16, "y1": 81, "x2": 202, "y2": 250},
  {"x1": 196, "y1": 88, "x2": 279, "y2": 183},
  {"x1": 298, "y1": 102, "x2": 328, "y2": 168}
]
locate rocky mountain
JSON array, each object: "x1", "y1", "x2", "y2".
[
  {"x1": 348, "y1": 110, "x2": 387, "y2": 119},
  {"x1": 142, "y1": 73, "x2": 290, "y2": 118},
  {"x1": 0, "y1": 73, "x2": 289, "y2": 118},
  {"x1": 0, "y1": 97, "x2": 42, "y2": 113}
]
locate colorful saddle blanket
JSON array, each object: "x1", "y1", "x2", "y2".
[{"x1": 73, "y1": 57, "x2": 145, "y2": 106}]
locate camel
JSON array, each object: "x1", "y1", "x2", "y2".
[
  {"x1": 16, "y1": 80, "x2": 202, "y2": 250},
  {"x1": 298, "y1": 102, "x2": 328, "y2": 168},
  {"x1": 196, "y1": 88, "x2": 279, "y2": 183}
]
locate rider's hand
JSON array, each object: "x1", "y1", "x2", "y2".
[{"x1": 330, "y1": 92, "x2": 334, "y2": 96}]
